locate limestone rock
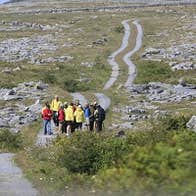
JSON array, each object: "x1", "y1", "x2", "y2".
[{"x1": 186, "y1": 116, "x2": 196, "y2": 132}]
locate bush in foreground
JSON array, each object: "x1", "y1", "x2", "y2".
[{"x1": 16, "y1": 115, "x2": 196, "y2": 195}]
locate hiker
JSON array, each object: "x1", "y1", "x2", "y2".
[
  {"x1": 65, "y1": 102, "x2": 74, "y2": 137},
  {"x1": 51, "y1": 95, "x2": 62, "y2": 127},
  {"x1": 41, "y1": 101, "x2": 49, "y2": 118},
  {"x1": 73, "y1": 99, "x2": 80, "y2": 112},
  {"x1": 58, "y1": 104, "x2": 65, "y2": 134},
  {"x1": 42, "y1": 102, "x2": 53, "y2": 135},
  {"x1": 94, "y1": 103, "x2": 105, "y2": 132},
  {"x1": 89, "y1": 103, "x2": 95, "y2": 131},
  {"x1": 63, "y1": 102, "x2": 68, "y2": 134},
  {"x1": 84, "y1": 103, "x2": 91, "y2": 130},
  {"x1": 72, "y1": 99, "x2": 81, "y2": 131},
  {"x1": 74, "y1": 105, "x2": 85, "y2": 131}
]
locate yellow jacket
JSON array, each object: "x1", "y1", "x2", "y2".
[
  {"x1": 51, "y1": 99, "x2": 61, "y2": 112},
  {"x1": 74, "y1": 108, "x2": 85, "y2": 123},
  {"x1": 65, "y1": 105, "x2": 74, "y2": 121}
]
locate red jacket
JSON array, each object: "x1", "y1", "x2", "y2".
[
  {"x1": 58, "y1": 108, "x2": 65, "y2": 122},
  {"x1": 42, "y1": 108, "x2": 53, "y2": 120}
]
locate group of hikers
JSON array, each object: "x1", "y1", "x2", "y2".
[{"x1": 41, "y1": 95, "x2": 106, "y2": 136}]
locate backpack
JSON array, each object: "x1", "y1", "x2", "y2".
[{"x1": 99, "y1": 107, "x2": 105, "y2": 121}]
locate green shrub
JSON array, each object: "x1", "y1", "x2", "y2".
[
  {"x1": 54, "y1": 132, "x2": 128, "y2": 174},
  {"x1": 63, "y1": 79, "x2": 89, "y2": 92},
  {"x1": 114, "y1": 25, "x2": 124, "y2": 33},
  {"x1": 0, "y1": 129, "x2": 23, "y2": 151},
  {"x1": 43, "y1": 71, "x2": 56, "y2": 84},
  {"x1": 154, "y1": 114, "x2": 189, "y2": 131},
  {"x1": 95, "y1": 130, "x2": 196, "y2": 195}
]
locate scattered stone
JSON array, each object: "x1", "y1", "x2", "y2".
[
  {"x1": 115, "y1": 130, "x2": 126, "y2": 138},
  {"x1": 36, "y1": 82, "x2": 48, "y2": 90},
  {"x1": 0, "y1": 118, "x2": 9, "y2": 128},
  {"x1": 178, "y1": 78, "x2": 186, "y2": 87},
  {"x1": 2, "y1": 67, "x2": 12, "y2": 74},
  {"x1": 186, "y1": 115, "x2": 196, "y2": 132},
  {"x1": 12, "y1": 66, "x2": 21, "y2": 72},
  {"x1": 0, "y1": 20, "x2": 71, "y2": 32},
  {"x1": 142, "y1": 43, "x2": 196, "y2": 71},
  {"x1": 0, "y1": 35, "x2": 57, "y2": 63},
  {"x1": 0, "y1": 81, "x2": 48, "y2": 132},
  {"x1": 129, "y1": 82, "x2": 196, "y2": 103},
  {"x1": 92, "y1": 37, "x2": 108, "y2": 45},
  {"x1": 7, "y1": 89, "x2": 16, "y2": 95},
  {"x1": 81, "y1": 62, "x2": 94, "y2": 67},
  {"x1": 171, "y1": 62, "x2": 195, "y2": 71},
  {"x1": 142, "y1": 47, "x2": 163, "y2": 56}
]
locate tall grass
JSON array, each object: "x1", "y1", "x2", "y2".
[{"x1": 0, "y1": 129, "x2": 23, "y2": 152}]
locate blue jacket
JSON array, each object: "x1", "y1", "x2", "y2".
[{"x1": 84, "y1": 107, "x2": 90, "y2": 118}]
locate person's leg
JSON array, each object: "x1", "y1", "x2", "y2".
[
  {"x1": 58, "y1": 121, "x2": 63, "y2": 133},
  {"x1": 89, "y1": 120, "x2": 94, "y2": 131},
  {"x1": 47, "y1": 120, "x2": 52, "y2": 135},
  {"x1": 53, "y1": 112, "x2": 59, "y2": 127},
  {"x1": 71, "y1": 121, "x2": 76, "y2": 133},
  {"x1": 99, "y1": 121, "x2": 103, "y2": 131},
  {"x1": 63, "y1": 121, "x2": 67, "y2": 134},
  {"x1": 85, "y1": 118, "x2": 90, "y2": 131},
  {"x1": 78, "y1": 123, "x2": 82, "y2": 130},
  {"x1": 43, "y1": 120, "x2": 47, "y2": 135},
  {"x1": 96, "y1": 121, "x2": 103, "y2": 132},
  {"x1": 66, "y1": 122, "x2": 71, "y2": 137}
]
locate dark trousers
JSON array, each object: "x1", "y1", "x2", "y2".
[
  {"x1": 62, "y1": 121, "x2": 67, "y2": 133},
  {"x1": 95, "y1": 120, "x2": 103, "y2": 132},
  {"x1": 76, "y1": 122, "x2": 82, "y2": 130},
  {"x1": 89, "y1": 120, "x2": 94, "y2": 131},
  {"x1": 53, "y1": 111, "x2": 59, "y2": 126}
]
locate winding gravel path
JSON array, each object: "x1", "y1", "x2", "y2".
[
  {"x1": 104, "y1": 19, "x2": 131, "y2": 90},
  {"x1": 70, "y1": 92, "x2": 88, "y2": 106},
  {"x1": 94, "y1": 93, "x2": 111, "y2": 110},
  {"x1": 0, "y1": 153, "x2": 38, "y2": 196},
  {"x1": 123, "y1": 20, "x2": 143, "y2": 87}
]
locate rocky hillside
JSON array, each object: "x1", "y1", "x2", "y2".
[{"x1": 0, "y1": 0, "x2": 195, "y2": 195}]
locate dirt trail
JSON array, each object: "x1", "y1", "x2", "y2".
[
  {"x1": 94, "y1": 93, "x2": 111, "y2": 110},
  {"x1": 123, "y1": 20, "x2": 143, "y2": 87},
  {"x1": 0, "y1": 153, "x2": 39, "y2": 196},
  {"x1": 104, "y1": 19, "x2": 131, "y2": 90},
  {"x1": 70, "y1": 92, "x2": 88, "y2": 106}
]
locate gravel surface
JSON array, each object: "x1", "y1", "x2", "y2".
[
  {"x1": 0, "y1": 153, "x2": 39, "y2": 196},
  {"x1": 94, "y1": 93, "x2": 111, "y2": 110},
  {"x1": 124, "y1": 20, "x2": 143, "y2": 87},
  {"x1": 104, "y1": 19, "x2": 131, "y2": 90}
]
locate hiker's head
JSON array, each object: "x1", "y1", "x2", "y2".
[
  {"x1": 74, "y1": 99, "x2": 80, "y2": 106},
  {"x1": 78, "y1": 104, "x2": 82, "y2": 109},
  {"x1": 64, "y1": 101, "x2": 68, "y2": 108},
  {"x1": 69, "y1": 102, "x2": 73, "y2": 106},
  {"x1": 84, "y1": 103, "x2": 89, "y2": 108},
  {"x1": 45, "y1": 102, "x2": 50, "y2": 108},
  {"x1": 60, "y1": 103, "x2": 64, "y2": 109},
  {"x1": 55, "y1": 95, "x2": 59, "y2": 101}
]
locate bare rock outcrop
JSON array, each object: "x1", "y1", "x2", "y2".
[{"x1": 186, "y1": 116, "x2": 196, "y2": 132}]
